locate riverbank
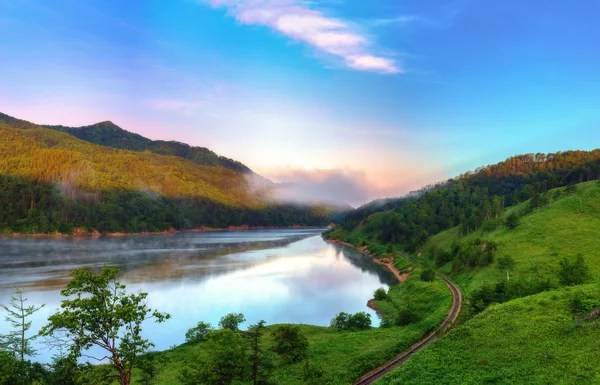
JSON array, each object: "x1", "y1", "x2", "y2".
[
  {"x1": 0, "y1": 225, "x2": 327, "y2": 238},
  {"x1": 325, "y1": 239, "x2": 409, "y2": 283}
]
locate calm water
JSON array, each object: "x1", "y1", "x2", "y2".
[{"x1": 0, "y1": 229, "x2": 396, "y2": 362}]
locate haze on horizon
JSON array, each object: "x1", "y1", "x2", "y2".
[{"x1": 1, "y1": 0, "x2": 599, "y2": 207}]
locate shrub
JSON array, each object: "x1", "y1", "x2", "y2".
[
  {"x1": 420, "y1": 268, "x2": 436, "y2": 282},
  {"x1": 185, "y1": 321, "x2": 213, "y2": 343},
  {"x1": 482, "y1": 218, "x2": 502, "y2": 233},
  {"x1": 506, "y1": 212, "x2": 520, "y2": 229},
  {"x1": 271, "y1": 325, "x2": 309, "y2": 364},
  {"x1": 558, "y1": 255, "x2": 591, "y2": 286},
  {"x1": 373, "y1": 287, "x2": 387, "y2": 300},
  {"x1": 396, "y1": 307, "x2": 419, "y2": 326}
]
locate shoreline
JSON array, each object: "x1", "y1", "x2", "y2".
[
  {"x1": 324, "y1": 239, "x2": 410, "y2": 313},
  {"x1": 324, "y1": 239, "x2": 409, "y2": 283},
  {"x1": 0, "y1": 225, "x2": 327, "y2": 238}
]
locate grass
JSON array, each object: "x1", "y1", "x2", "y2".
[
  {"x1": 379, "y1": 283, "x2": 600, "y2": 384},
  {"x1": 375, "y1": 181, "x2": 600, "y2": 384},
  {"x1": 124, "y1": 273, "x2": 451, "y2": 385},
  {"x1": 420, "y1": 181, "x2": 600, "y2": 297}
]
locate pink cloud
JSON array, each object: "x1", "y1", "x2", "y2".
[{"x1": 205, "y1": 0, "x2": 401, "y2": 74}]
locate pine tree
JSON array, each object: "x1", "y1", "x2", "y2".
[{"x1": 0, "y1": 287, "x2": 45, "y2": 360}]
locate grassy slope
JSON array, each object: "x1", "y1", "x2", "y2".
[
  {"x1": 421, "y1": 181, "x2": 600, "y2": 296},
  {"x1": 379, "y1": 283, "x2": 600, "y2": 384},
  {"x1": 377, "y1": 181, "x2": 600, "y2": 384},
  {"x1": 124, "y1": 273, "x2": 451, "y2": 385},
  {"x1": 0, "y1": 123, "x2": 263, "y2": 207}
]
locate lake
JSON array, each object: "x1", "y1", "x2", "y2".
[{"x1": 0, "y1": 229, "x2": 396, "y2": 362}]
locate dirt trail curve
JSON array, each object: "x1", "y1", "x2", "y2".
[{"x1": 354, "y1": 254, "x2": 463, "y2": 385}]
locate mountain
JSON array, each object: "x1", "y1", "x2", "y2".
[
  {"x1": 42, "y1": 120, "x2": 254, "y2": 174},
  {"x1": 0, "y1": 112, "x2": 335, "y2": 234}
]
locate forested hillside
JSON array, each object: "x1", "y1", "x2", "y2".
[
  {"x1": 0, "y1": 113, "x2": 252, "y2": 174},
  {"x1": 0, "y1": 113, "x2": 334, "y2": 234},
  {"x1": 335, "y1": 149, "x2": 600, "y2": 251}
]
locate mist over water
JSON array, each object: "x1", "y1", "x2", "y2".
[{"x1": 0, "y1": 229, "x2": 395, "y2": 363}]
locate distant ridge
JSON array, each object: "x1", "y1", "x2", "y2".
[{"x1": 43, "y1": 120, "x2": 253, "y2": 174}]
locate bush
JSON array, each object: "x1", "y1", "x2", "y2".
[
  {"x1": 420, "y1": 268, "x2": 436, "y2": 282},
  {"x1": 330, "y1": 312, "x2": 372, "y2": 331},
  {"x1": 396, "y1": 307, "x2": 419, "y2": 326},
  {"x1": 506, "y1": 212, "x2": 520, "y2": 229},
  {"x1": 373, "y1": 287, "x2": 387, "y2": 300},
  {"x1": 185, "y1": 321, "x2": 213, "y2": 343},
  {"x1": 271, "y1": 325, "x2": 309, "y2": 364},
  {"x1": 558, "y1": 255, "x2": 591, "y2": 286},
  {"x1": 218, "y1": 313, "x2": 245, "y2": 331},
  {"x1": 482, "y1": 218, "x2": 502, "y2": 233}
]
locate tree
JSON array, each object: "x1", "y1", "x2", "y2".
[
  {"x1": 0, "y1": 287, "x2": 44, "y2": 360},
  {"x1": 0, "y1": 351, "x2": 47, "y2": 385},
  {"x1": 373, "y1": 287, "x2": 387, "y2": 301},
  {"x1": 219, "y1": 313, "x2": 246, "y2": 332},
  {"x1": 185, "y1": 321, "x2": 213, "y2": 343},
  {"x1": 420, "y1": 268, "x2": 436, "y2": 282},
  {"x1": 505, "y1": 212, "x2": 520, "y2": 229},
  {"x1": 497, "y1": 256, "x2": 516, "y2": 281},
  {"x1": 330, "y1": 312, "x2": 372, "y2": 331},
  {"x1": 558, "y1": 255, "x2": 592, "y2": 286},
  {"x1": 271, "y1": 325, "x2": 309, "y2": 364},
  {"x1": 40, "y1": 266, "x2": 170, "y2": 385},
  {"x1": 246, "y1": 321, "x2": 275, "y2": 385},
  {"x1": 180, "y1": 329, "x2": 248, "y2": 385}
]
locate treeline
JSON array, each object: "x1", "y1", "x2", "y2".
[
  {"x1": 333, "y1": 150, "x2": 600, "y2": 252},
  {"x1": 0, "y1": 175, "x2": 330, "y2": 234}
]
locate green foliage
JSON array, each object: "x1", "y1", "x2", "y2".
[
  {"x1": 420, "y1": 268, "x2": 436, "y2": 282},
  {"x1": 373, "y1": 287, "x2": 388, "y2": 300},
  {"x1": 180, "y1": 329, "x2": 248, "y2": 385},
  {"x1": 218, "y1": 313, "x2": 246, "y2": 332},
  {"x1": 505, "y1": 212, "x2": 520, "y2": 229},
  {"x1": 497, "y1": 255, "x2": 515, "y2": 271},
  {"x1": 270, "y1": 325, "x2": 309, "y2": 364},
  {"x1": 0, "y1": 351, "x2": 47, "y2": 385},
  {"x1": 246, "y1": 320, "x2": 276, "y2": 385},
  {"x1": 558, "y1": 255, "x2": 592, "y2": 286},
  {"x1": 40, "y1": 266, "x2": 170, "y2": 385},
  {"x1": 185, "y1": 321, "x2": 213, "y2": 343},
  {"x1": 301, "y1": 360, "x2": 325, "y2": 385},
  {"x1": 379, "y1": 285, "x2": 600, "y2": 384},
  {"x1": 45, "y1": 356, "x2": 91, "y2": 385},
  {"x1": 137, "y1": 353, "x2": 167, "y2": 385},
  {"x1": 330, "y1": 312, "x2": 372, "y2": 331},
  {"x1": 0, "y1": 287, "x2": 44, "y2": 360}
]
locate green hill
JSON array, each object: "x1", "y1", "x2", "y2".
[
  {"x1": 0, "y1": 113, "x2": 333, "y2": 234},
  {"x1": 330, "y1": 181, "x2": 600, "y2": 384},
  {"x1": 379, "y1": 283, "x2": 600, "y2": 384}
]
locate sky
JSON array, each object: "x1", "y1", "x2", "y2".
[{"x1": 1, "y1": 0, "x2": 600, "y2": 206}]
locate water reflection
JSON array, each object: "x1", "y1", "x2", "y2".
[{"x1": 0, "y1": 230, "x2": 395, "y2": 363}]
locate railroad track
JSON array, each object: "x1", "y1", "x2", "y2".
[{"x1": 354, "y1": 254, "x2": 463, "y2": 385}]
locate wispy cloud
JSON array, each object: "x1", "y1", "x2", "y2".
[
  {"x1": 205, "y1": 0, "x2": 401, "y2": 74},
  {"x1": 369, "y1": 15, "x2": 421, "y2": 27}
]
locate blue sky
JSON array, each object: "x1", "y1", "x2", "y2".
[{"x1": 1, "y1": 0, "x2": 599, "y2": 205}]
